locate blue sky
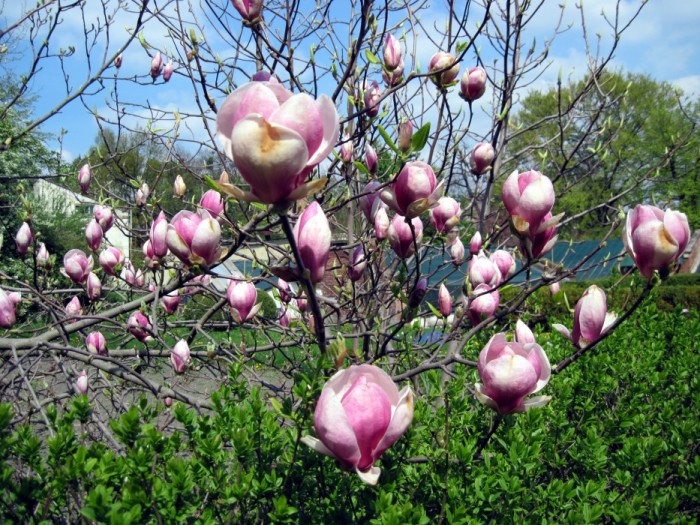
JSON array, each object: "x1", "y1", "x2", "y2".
[{"x1": 2, "y1": 0, "x2": 698, "y2": 164}]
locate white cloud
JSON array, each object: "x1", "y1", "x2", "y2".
[{"x1": 673, "y1": 75, "x2": 700, "y2": 101}]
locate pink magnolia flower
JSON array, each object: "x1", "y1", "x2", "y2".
[
  {"x1": 279, "y1": 307, "x2": 291, "y2": 327},
  {"x1": 359, "y1": 180, "x2": 387, "y2": 223},
  {"x1": 277, "y1": 278, "x2": 291, "y2": 303},
  {"x1": 166, "y1": 210, "x2": 221, "y2": 268},
  {"x1": 86, "y1": 331, "x2": 107, "y2": 356},
  {"x1": 86, "y1": 272, "x2": 102, "y2": 302},
  {"x1": 162, "y1": 60, "x2": 174, "y2": 82},
  {"x1": 475, "y1": 332, "x2": 551, "y2": 414},
  {"x1": 93, "y1": 205, "x2": 113, "y2": 232},
  {"x1": 460, "y1": 66, "x2": 487, "y2": 101},
  {"x1": 549, "y1": 282, "x2": 561, "y2": 296},
  {"x1": 215, "y1": 80, "x2": 339, "y2": 204},
  {"x1": 150, "y1": 52, "x2": 162, "y2": 80},
  {"x1": 374, "y1": 207, "x2": 390, "y2": 241},
  {"x1": 293, "y1": 202, "x2": 331, "y2": 284},
  {"x1": 514, "y1": 319, "x2": 536, "y2": 345},
  {"x1": 364, "y1": 80, "x2": 382, "y2": 117},
  {"x1": 36, "y1": 243, "x2": 50, "y2": 267},
  {"x1": 524, "y1": 212, "x2": 559, "y2": 259},
  {"x1": 365, "y1": 144, "x2": 378, "y2": 174},
  {"x1": 348, "y1": 244, "x2": 367, "y2": 282},
  {"x1": 171, "y1": 340, "x2": 191, "y2": 374},
  {"x1": 62, "y1": 250, "x2": 94, "y2": 284},
  {"x1": 182, "y1": 274, "x2": 211, "y2": 295},
  {"x1": 502, "y1": 169, "x2": 556, "y2": 233},
  {"x1": 469, "y1": 231, "x2": 482, "y2": 255},
  {"x1": 469, "y1": 142, "x2": 495, "y2": 174},
  {"x1": 173, "y1": 175, "x2": 186, "y2": 197},
  {"x1": 127, "y1": 311, "x2": 152, "y2": 343},
  {"x1": 429, "y1": 196, "x2": 461, "y2": 233},
  {"x1": 65, "y1": 296, "x2": 82, "y2": 317},
  {"x1": 388, "y1": 214, "x2": 423, "y2": 259},
  {"x1": 78, "y1": 164, "x2": 92, "y2": 193},
  {"x1": 75, "y1": 370, "x2": 88, "y2": 395},
  {"x1": 160, "y1": 290, "x2": 181, "y2": 315},
  {"x1": 85, "y1": 219, "x2": 103, "y2": 252},
  {"x1": 622, "y1": 204, "x2": 690, "y2": 279},
  {"x1": 121, "y1": 261, "x2": 137, "y2": 286},
  {"x1": 0, "y1": 288, "x2": 21, "y2": 329},
  {"x1": 383, "y1": 34, "x2": 402, "y2": 71},
  {"x1": 150, "y1": 211, "x2": 169, "y2": 258},
  {"x1": 231, "y1": 0, "x2": 263, "y2": 25},
  {"x1": 468, "y1": 283, "x2": 500, "y2": 325},
  {"x1": 295, "y1": 294, "x2": 307, "y2": 313},
  {"x1": 15, "y1": 222, "x2": 32, "y2": 256},
  {"x1": 301, "y1": 364, "x2": 414, "y2": 485},
  {"x1": 449, "y1": 237, "x2": 465, "y2": 266},
  {"x1": 490, "y1": 250, "x2": 516, "y2": 281},
  {"x1": 553, "y1": 285, "x2": 617, "y2": 349},
  {"x1": 381, "y1": 161, "x2": 443, "y2": 219},
  {"x1": 199, "y1": 190, "x2": 225, "y2": 219},
  {"x1": 429, "y1": 52, "x2": 460, "y2": 87},
  {"x1": 398, "y1": 120, "x2": 413, "y2": 152},
  {"x1": 468, "y1": 252, "x2": 501, "y2": 288},
  {"x1": 438, "y1": 283, "x2": 452, "y2": 317},
  {"x1": 382, "y1": 61, "x2": 404, "y2": 86},
  {"x1": 339, "y1": 136, "x2": 353, "y2": 163},
  {"x1": 226, "y1": 280, "x2": 260, "y2": 323}
]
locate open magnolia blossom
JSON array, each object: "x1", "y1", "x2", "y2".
[
  {"x1": 475, "y1": 332, "x2": 551, "y2": 414},
  {"x1": 215, "y1": 80, "x2": 339, "y2": 205},
  {"x1": 301, "y1": 364, "x2": 414, "y2": 485},
  {"x1": 553, "y1": 285, "x2": 617, "y2": 349},
  {"x1": 622, "y1": 204, "x2": 690, "y2": 279},
  {"x1": 166, "y1": 210, "x2": 221, "y2": 268}
]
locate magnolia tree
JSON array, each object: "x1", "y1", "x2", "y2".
[{"x1": 0, "y1": 0, "x2": 694, "y2": 488}]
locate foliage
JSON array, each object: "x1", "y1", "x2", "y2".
[{"x1": 0, "y1": 306, "x2": 697, "y2": 523}]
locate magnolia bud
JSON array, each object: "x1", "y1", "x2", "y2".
[{"x1": 460, "y1": 66, "x2": 487, "y2": 101}]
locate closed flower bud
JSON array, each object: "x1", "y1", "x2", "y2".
[
  {"x1": 15, "y1": 222, "x2": 32, "y2": 256},
  {"x1": 549, "y1": 282, "x2": 561, "y2": 296},
  {"x1": 348, "y1": 244, "x2": 367, "y2": 282},
  {"x1": 293, "y1": 202, "x2": 331, "y2": 284},
  {"x1": 170, "y1": 339, "x2": 191, "y2": 373},
  {"x1": 408, "y1": 278, "x2": 428, "y2": 309},
  {"x1": 388, "y1": 214, "x2": 423, "y2": 259},
  {"x1": 86, "y1": 272, "x2": 102, "y2": 301},
  {"x1": 449, "y1": 237, "x2": 465, "y2": 266},
  {"x1": 438, "y1": 283, "x2": 452, "y2": 317},
  {"x1": 502, "y1": 170, "x2": 556, "y2": 233},
  {"x1": 150, "y1": 52, "x2": 163, "y2": 80},
  {"x1": 374, "y1": 207, "x2": 390, "y2": 241},
  {"x1": 166, "y1": 210, "x2": 221, "y2": 268},
  {"x1": 75, "y1": 370, "x2": 88, "y2": 395},
  {"x1": 468, "y1": 252, "x2": 501, "y2": 287},
  {"x1": 160, "y1": 290, "x2": 181, "y2": 315},
  {"x1": 460, "y1": 66, "x2": 487, "y2": 101},
  {"x1": 475, "y1": 332, "x2": 551, "y2": 414},
  {"x1": 301, "y1": 364, "x2": 414, "y2": 485},
  {"x1": 0, "y1": 288, "x2": 21, "y2": 329},
  {"x1": 490, "y1": 249, "x2": 516, "y2": 281},
  {"x1": 127, "y1": 311, "x2": 152, "y2": 343},
  {"x1": 469, "y1": 231, "x2": 482, "y2": 255},
  {"x1": 469, "y1": 142, "x2": 495, "y2": 174},
  {"x1": 86, "y1": 331, "x2": 107, "y2": 356},
  {"x1": 78, "y1": 164, "x2": 93, "y2": 193},
  {"x1": 622, "y1": 204, "x2": 690, "y2": 279},
  {"x1": 162, "y1": 60, "x2": 174, "y2": 82},
  {"x1": 135, "y1": 183, "x2": 149, "y2": 206},
  {"x1": 514, "y1": 319, "x2": 535, "y2": 344},
  {"x1": 93, "y1": 205, "x2": 114, "y2": 232},
  {"x1": 364, "y1": 80, "x2": 382, "y2": 117},
  {"x1": 62, "y1": 249, "x2": 94, "y2": 284},
  {"x1": 398, "y1": 120, "x2": 413, "y2": 152},
  {"x1": 114, "y1": 54, "x2": 123, "y2": 68},
  {"x1": 468, "y1": 283, "x2": 500, "y2": 325},
  {"x1": 149, "y1": 211, "x2": 169, "y2": 259},
  {"x1": 226, "y1": 280, "x2": 260, "y2": 323},
  {"x1": 65, "y1": 296, "x2": 82, "y2": 317},
  {"x1": 215, "y1": 80, "x2": 339, "y2": 205},
  {"x1": 199, "y1": 189, "x2": 225, "y2": 219},
  {"x1": 429, "y1": 52, "x2": 460, "y2": 87},
  {"x1": 381, "y1": 161, "x2": 442, "y2": 219},
  {"x1": 173, "y1": 175, "x2": 186, "y2": 197},
  {"x1": 429, "y1": 196, "x2": 461, "y2": 233},
  {"x1": 85, "y1": 219, "x2": 103, "y2": 252},
  {"x1": 382, "y1": 61, "x2": 405, "y2": 86},
  {"x1": 383, "y1": 34, "x2": 402, "y2": 71},
  {"x1": 36, "y1": 243, "x2": 50, "y2": 267},
  {"x1": 553, "y1": 285, "x2": 617, "y2": 349},
  {"x1": 359, "y1": 180, "x2": 386, "y2": 223},
  {"x1": 339, "y1": 136, "x2": 353, "y2": 163},
  {"x1": 277, "y1": 278, "x2": 291, "y2": 303},
  {"x1": 365, "y1": 144, "x2": 378, "y2": 174}
]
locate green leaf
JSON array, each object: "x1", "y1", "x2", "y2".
[
  {"x1": 365, "y1": 49, "x2": 381, "y2": 64},
  {"x1": 204, "y1": 175, "x2": 221, "y2": 192},
  {"x1": 353, "y1": 161, "x2": 370, "y2": 175},
  {"x1": 377, "y1": 124, "x2": 400, "y2": 153},
  {"x1": 411, "y1": 122, "x2": 431, "y2": 151}
]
